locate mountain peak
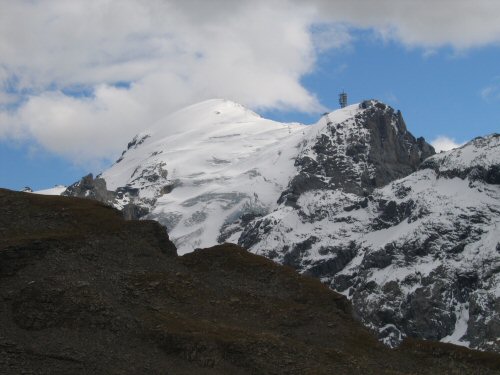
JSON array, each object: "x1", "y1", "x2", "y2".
[
  {"x1": 173, "y1": 98, "x2": 261, "y2": 119},
  {"x1": 278, "y1": 100, "x2": 435, "y2": 205},
  {"x1": 320, "y1": 102, "x2": 364, "y2": 125},
  {"x1": 317, "y1": 100, "x2": 403, "y2": 132},
  {"x1": 119, "y1": 99, "x2": 264, "y2": 151}
]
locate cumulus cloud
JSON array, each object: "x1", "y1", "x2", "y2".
[
  {"x1": 312, "y1": 0, "x2": 500, "y2": 49},
  {"x1": 1, "y1": 0, "x2": 500, "y2": 164},
  {"x1": 431, "y1": 136, "x2": 465, "y2": 152},
  {"x1": 0, "y1": 0, "x2": 323, "y2": 161}
]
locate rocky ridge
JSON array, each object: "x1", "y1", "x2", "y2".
[
  {"x1": 2, "y1": 188, "x2": 500, "y2": 374},
  {"x1": 279, "y1": 100, "x2": 434, "y2": 206}
]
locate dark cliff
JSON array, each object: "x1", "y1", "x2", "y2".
[{"x1": 280, "y1": 100, "x2": 435, "y2": 206}]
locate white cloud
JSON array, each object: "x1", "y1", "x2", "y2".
[
  {"x1": 480, "y1": 77, "x2": 500, "y2": 101},
  {"x1": 311, "y1": 23, "x2": 352, "y2": 52},
  {"x1": 0, "y1": 0, "x2": 324, "y2": 162},
  {"x1": 431, "y1": 136, "x2": 465, "y2": 152},
  {"x1": 312, "y1": 0, "x2": 500, "y2": 49},
  {"x1": 1, "y1": 0, "x2": 500, "y2": 164}
]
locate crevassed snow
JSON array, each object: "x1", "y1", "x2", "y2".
[{"x1": 101, "y1": 99, "x2": 308, "y2": 253}]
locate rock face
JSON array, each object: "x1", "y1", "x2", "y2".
[
  {"x1": 4, "y1": 189, "x2": 500, "y2": 374},
  {"x1": 63, "y1": 173, "x2": 151, "y2": 220},
  {"x1": 62, "y1": 173, "x2": 115, "y2": 203},
  {"x1": 279, "y1": 100, "x2": 434, "y2": 205},
  {"x1": 58, "y1": 99, "x2": 499, "y2": 353}
]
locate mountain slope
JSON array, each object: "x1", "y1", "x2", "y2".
[
  {"x1": 5, "y1": 189, "x2": 500, "y2": 374},
  {"x1": 97, "y1": 99, "x2": 307, "y2": 251},
  {"x1": 247, "y1": 134, "x2": 500, "y2": 350},
  {"x1": 58, "y1": 99, "x2": 499, "y2": 353}
]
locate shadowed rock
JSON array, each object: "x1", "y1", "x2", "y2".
[{"x1": 1, "y1": 188, "x2": 499, "y2": 374}]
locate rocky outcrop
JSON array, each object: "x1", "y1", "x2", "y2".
[
  {"x1": 362, "y1": 101, "x2": 435, "y2": 188},
  {"x1": 62, "y1": 173, "x2": 115, "y2": 203},
  {"x1": 62, "y1": 174, "x2": 150, "y2": 220},
  {"x1": 279, "y1": 100, "x2": 434, "y2": 206}
]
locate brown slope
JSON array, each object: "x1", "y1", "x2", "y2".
[{"x1": 0, "y1": 188, "x2": 498, "y2": 374}]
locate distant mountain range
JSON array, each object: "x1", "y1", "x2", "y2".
[{"x1": 45, "y1": 98, "x2": 499, "y2": 353}]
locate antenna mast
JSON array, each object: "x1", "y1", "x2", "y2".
[{"x1": 338, "y1": 91, "x2": 347, "y2": 108}]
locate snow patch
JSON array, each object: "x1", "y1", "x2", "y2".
[{"x1": 33, "y1": 185, "x2": 67, "y2": 195}]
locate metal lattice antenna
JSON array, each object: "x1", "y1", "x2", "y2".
[{"x1": 339, "y1": 91, "x2": 347, "y2": 108}]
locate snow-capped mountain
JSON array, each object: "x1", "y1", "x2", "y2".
[
  {"x1": 60, "y1": 98, "x2": 500, "y2": 352},
  {"x1": 247, "y1": 134, "x2": 500, "y2": 351},
  {"x1": 96, "y1": 99, "x2": 307, "y2": 250}
]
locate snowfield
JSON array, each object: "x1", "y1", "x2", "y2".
[{"x1": 100, "y1": 99, "x2": 312, "y2": 251}]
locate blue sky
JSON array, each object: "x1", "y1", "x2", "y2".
[
  {"x1": 265, "y1": 34, "x2": 500, "y2": 142},
  {"x1": 0, "y1": 1, "x2": 499, "y2": 191}
]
